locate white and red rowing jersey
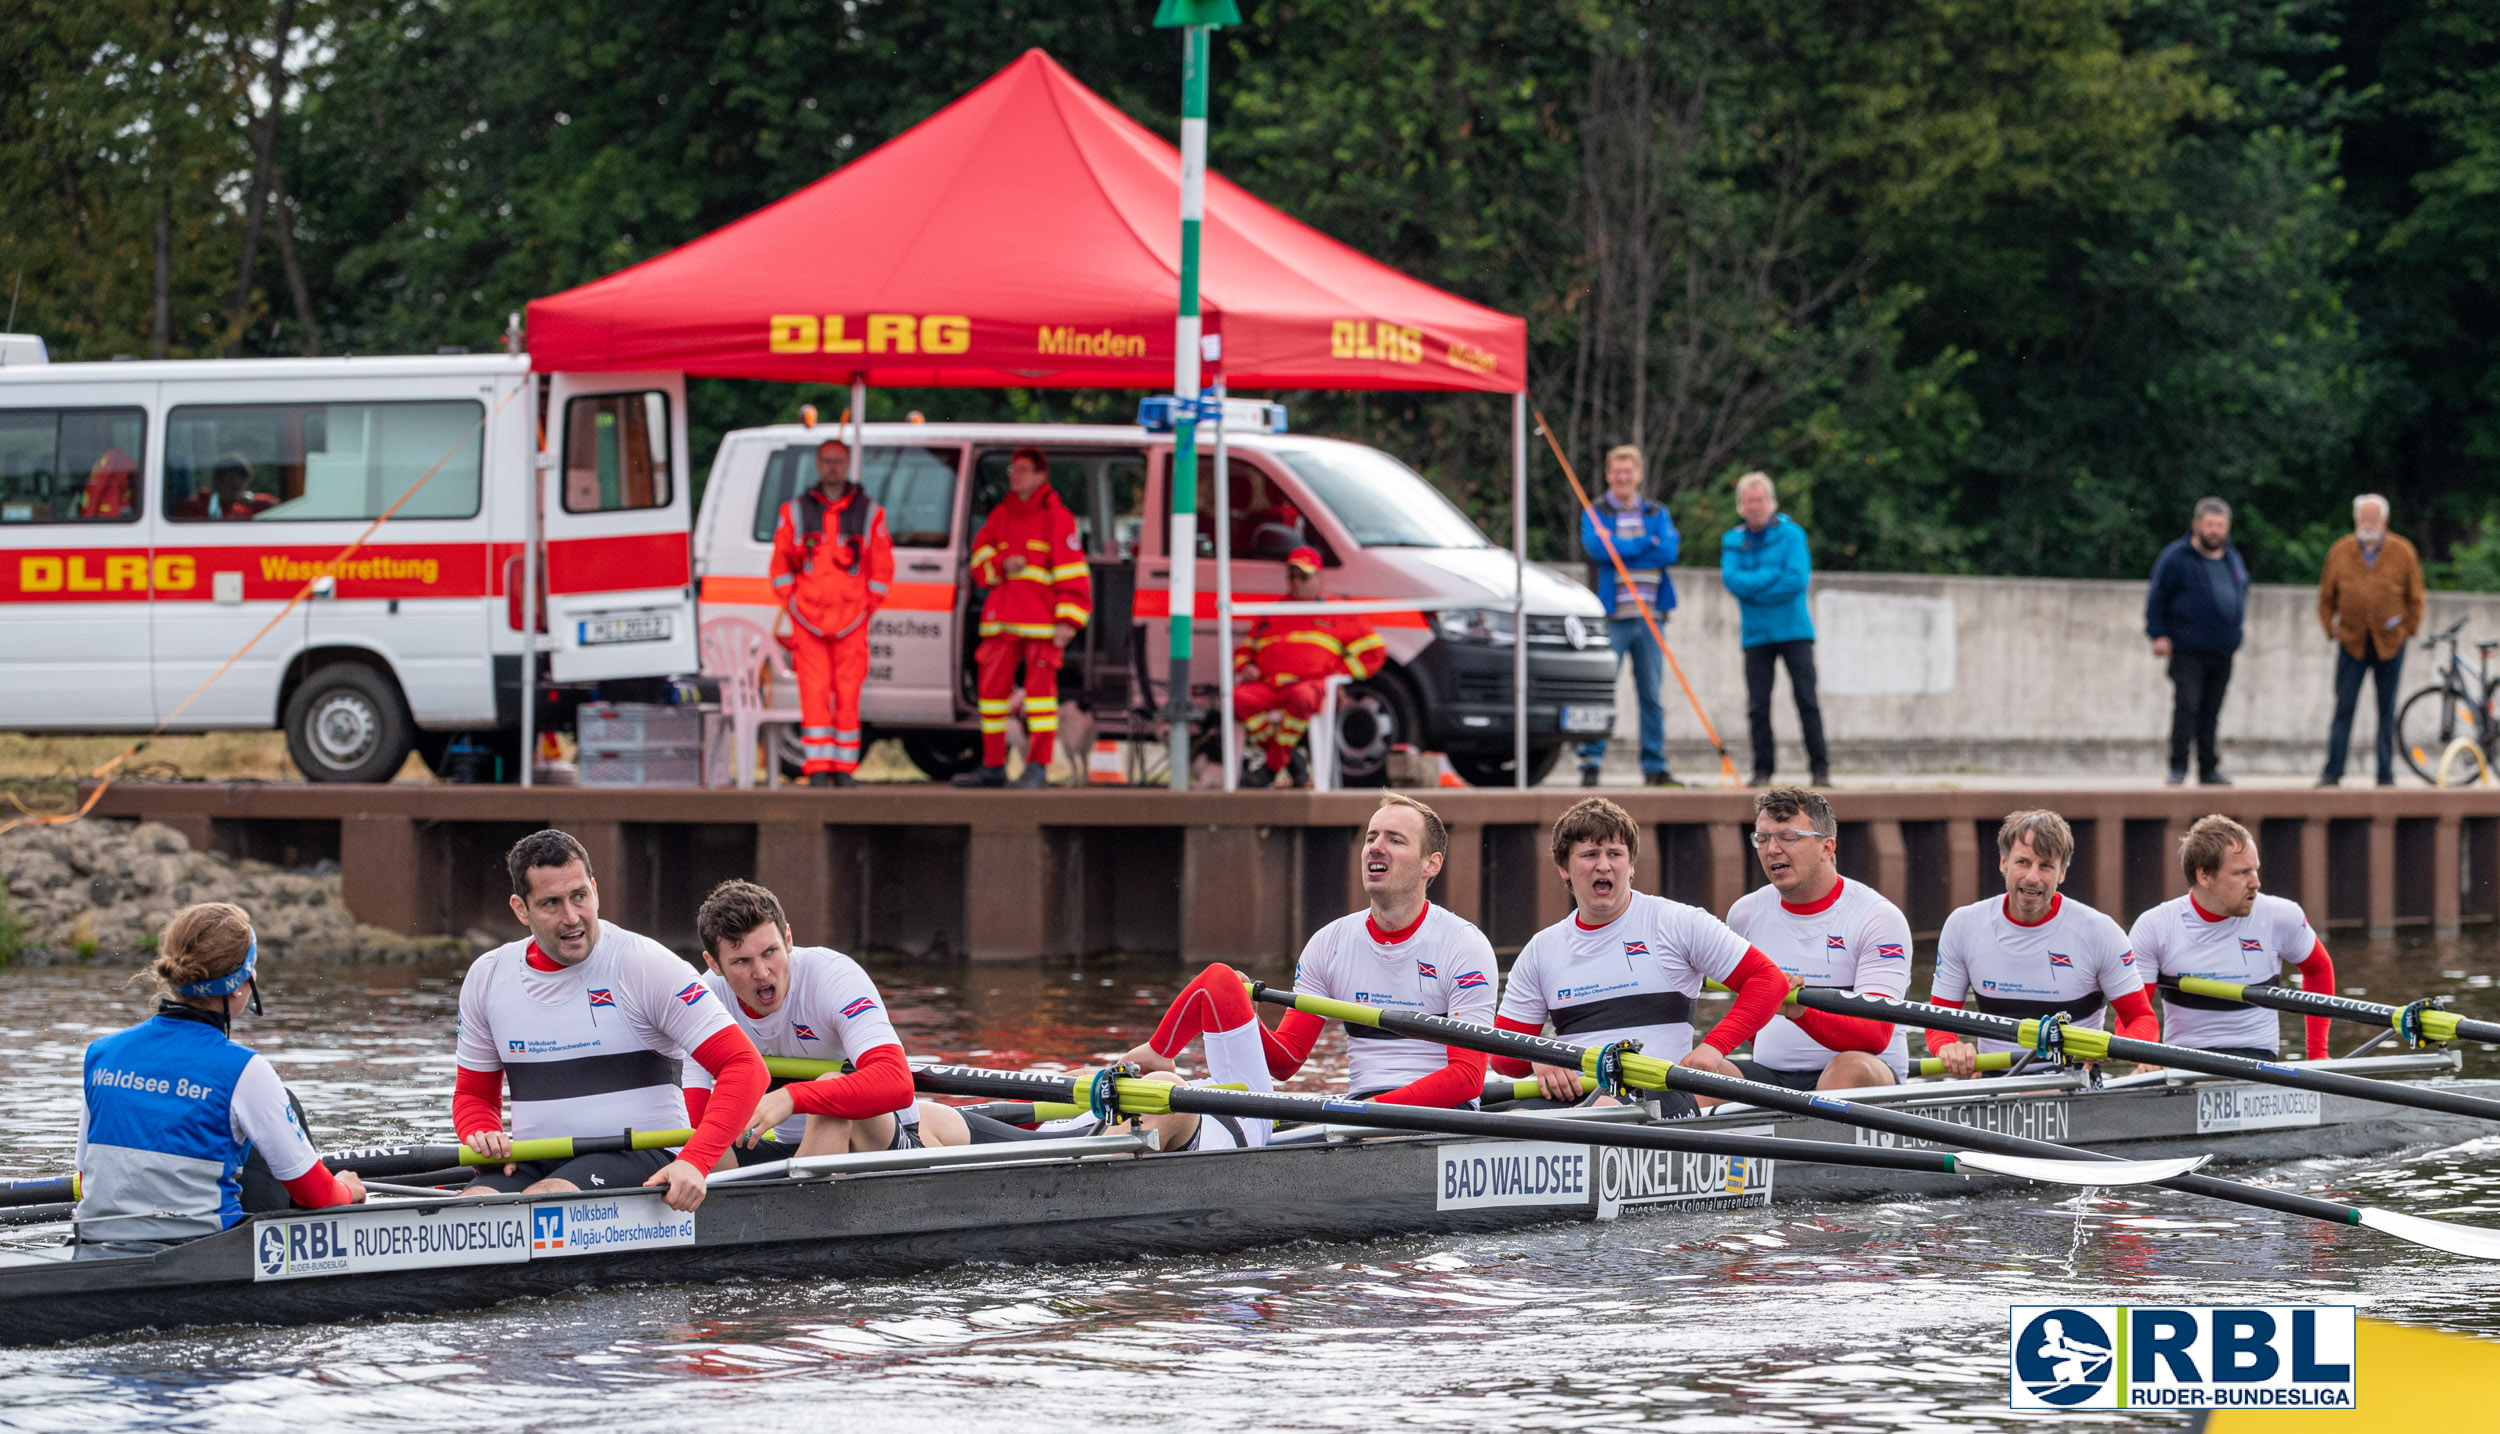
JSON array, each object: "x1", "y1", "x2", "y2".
[
  {"x1": 1500, "y1": 892, "x2": 1753, "y2": 1063},
  {"x1": 1725, "y1": 877, "x2": 1914, "y2": 1078},
  {"x1": 1293, "y1": 903, "x2": 1497, "y2": 1096},
  {"x1": 2129, "y1": 893, "x2": 2317, "y2": 1054},
  {"x1": 1932, "y1": 894, "x2": 2140, "y2": 1056},
  {"x1": 456, "y1": 921, "x2": 733, "y2": 1142},
  {"x1": 686, "y1": 946, "x2": 917, "y2": 1142}
]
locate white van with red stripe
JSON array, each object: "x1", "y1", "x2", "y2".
[
  {"x1": 0, "y1": 354, "x2": 697, "y2": 781},
  {"x1": 695, "y1": 418, "x2": 1613, "y2": 784}
]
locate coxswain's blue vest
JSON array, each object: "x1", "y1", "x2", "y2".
[{"x1": 77, "y1": 1007, "x2": 259, "y2": 1241}]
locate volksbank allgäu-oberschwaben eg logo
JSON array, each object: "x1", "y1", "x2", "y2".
[{"x1": 2008, "y1": 1305, "x2": 2356, "y2": 1410}]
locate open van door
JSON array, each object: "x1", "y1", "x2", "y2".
[{"x1": 540, "y1": 373, "x2": 698, "y2": 682}]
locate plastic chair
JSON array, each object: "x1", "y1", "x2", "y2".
[
  {"x1": 700, "y1": 616, "x2": 804, "y2": 788},
  {"x1": 1309, "y1": 675, "x2": 1354, "y2": 792}
]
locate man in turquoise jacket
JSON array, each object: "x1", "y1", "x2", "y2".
[
  {"x1": 1577, "y1": 444, "x2": 1681, "y2": 787},
  {"x1": 1721, "y1": 471, "x2": 1828, "y2": 786}
]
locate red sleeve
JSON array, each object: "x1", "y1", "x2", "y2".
[
  {"x1": 1697, "y1": 948, "x2": 1787, "y2": 1057},
  {"x1": 454, "y1": 1065, "x2": 503, "y2": 1142},
  {"x1": 785, "y1": 1042, "x2": 915, "y2": 1119},
  {"x1": 679, "y1": 1027, "x2": 767, "y2": 1174},
  {"x1": 1789, "y1": 1006, "x2": 1895, "y2": 1055},
  {"x1": 1491, "y1": 1014, "x2": 1545, "y2": 1078},
  {"x1": 768, "y1": 504, "x2": 799, "y2": 593},
  {"x1": 2109, "y1": 987, "x2": 2162, "y2": 1046},
  {"x1": 2297, "y1": 940, "x2": 2335, "y2": 1060},
  {"x1": 1265, "y1": 1009, "x2": 1323, "y2": 1080},
  {"x1": 1371, "y1": 1045, "x2": 1491, "y2": 1108},
  {"x1": 1923, "y1": 997, "x2": 1964, "y2": 1056},
  {"x1": 683, "y1": 1086, "x2": 709, "y2": 1128},
  {"x1": 278, "y1": 1163, "x2": 351, "y2": 1208},
  {"x1": 865, "y1": 509, "x2": 894, "y2": 610}
]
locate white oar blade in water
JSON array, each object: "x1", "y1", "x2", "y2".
[
  {"x1": 1952, "y1": 1150, "x2": 2209, "y2": 1186},
  {"x1": 2357, "y1": 1207, "x2": 2500, "y2": 1260}
]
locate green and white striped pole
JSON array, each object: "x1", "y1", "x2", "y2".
[{"x1": 1156, "y1": 0, "x2": 1236, "y2": 790}]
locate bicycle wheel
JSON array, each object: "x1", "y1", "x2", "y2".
[{"x1": 2397, "y1": 683, "x2": 2476, "y2": 783}]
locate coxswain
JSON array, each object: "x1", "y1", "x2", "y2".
[
  {"x1": 74, "y1": 903, "x2": 365, "y2": 1244},
  {"x1": 1495, "y1": 797, "x2": 1792, "y2": 1113},
  {"x1": 455, "y1": 830, "x2": 767, "y2": 1210},
  {"x1": 955, "y1": 446, "x2": 1091, "y2": 788},
  {"x1": 2129, "y1": 814, "x2": 2336, "y2": 1065},
  {"x1": 1929, "y1": 810, "x2": 2159, "y2": 1077},
  {"x1": 1230, "y1": 546, "x2": 1385, "y2": 787},
  {"x1": 1122, "y1": 793, "x2": 1499, "y2": 1151},
  {"x1": 771, "y1": 438, "x2": 894, "y2": 786},
  {"x1": 686, "y1": 879, "x2": 973, "y2": 1158},
  {"x1": 1722, "y1": 788, "x2": 1915, "y2": 1091}
]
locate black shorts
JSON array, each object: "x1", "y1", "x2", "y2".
[
  {"x1": 961, "y1": 1110, "x2": 1065, "y2": 1144},
  {"x1": 1733, "y1": 1060, "x2": 1828, "y2": 1093},
  {"x1": 465, "y1": 1146, "x2": 674, "y2": 1194},
  {"x1": 727, "y1": 1119, "x2": 923, "y2": 1167}
]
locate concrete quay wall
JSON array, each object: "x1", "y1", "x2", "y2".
[
  {"x1": 92, "y1": 782, "x2": 2500, "y2": 961},
  {"x1": 1614, "y1": 570, "x2": 2500, "y2": 777}
]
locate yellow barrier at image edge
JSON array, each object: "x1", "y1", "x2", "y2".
[{"x1": 2199, "y1": 1319, "x2": 2500, "y2": 1430}]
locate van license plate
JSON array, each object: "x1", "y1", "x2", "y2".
[
  {"x1": 1560, "y1": 705, "x2": 1614, "y2": 734},
  {"x1": 579, "y1": 613, "x2": 674, "y2": 646}
]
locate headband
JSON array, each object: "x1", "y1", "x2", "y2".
[{"x1": 174, "y1": 930, "x2": 257, "y2": 998}]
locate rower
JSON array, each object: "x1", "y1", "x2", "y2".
[
  {"x1": 1929, "y1": 810, "x2": 2158, "y2": 1078},
  {"x1": 2130, "y1": 814, "x2": 2336, "y2": 1064},
  {"x1": 455, "y1": 830, "x2": 767, "y2": 1211},
  {"x1": 1494, "y1": 797, "x2": 1792, "y2": 1113},
  {"x1": 1722, "y1": 788, "x2": 1915, "y2": 1091},
  {"x1": 74, "y1": 902, "x2": 365, "y2": 1245},
  {"x1": 1122, "y1": 792, "x2": 1499, "y2": 1152},
  {"x1": 686, "y1": 879, "x2": 972, "y2": 1159}
]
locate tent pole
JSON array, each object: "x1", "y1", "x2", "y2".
[
  {"x1": 1163, "y1": 21, "x2": 1212, "y2": 792},
  {"x1": 849, "y1": 374, "x2": 865, "y2": 477},
  {"x1": 1512, "y1": 390, "x2": 1528, "y2": 789},
  {"x1": 520, "y1": 375, "x2": 545, "y2": 789},
  {"x1": 1213, "y1": 378, "x2": 1236, "y2": 791}
]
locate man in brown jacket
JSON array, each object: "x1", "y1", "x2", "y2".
[{"x1": 2316, "y1": 493, "x2": 2424, "y2": 786}]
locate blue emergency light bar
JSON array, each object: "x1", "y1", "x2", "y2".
[{"x1": 1137, "y1": 393, "x2": 1288, "y2": 435}]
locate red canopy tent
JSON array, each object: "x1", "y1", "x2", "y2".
[
  {"x1": 525, "y1": 49, "x2": 1524, "y2": 394},
  {"x1": 526, "y1": 48, "x2": 1541, "y2": 788}
]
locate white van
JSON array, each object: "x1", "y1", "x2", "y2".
[
  {"x1": 694, "y1": 417, "x2": 1615, "y2": 784},
  {"x1": 0, "y1": 353, "x2": 698, "y2": 780}
]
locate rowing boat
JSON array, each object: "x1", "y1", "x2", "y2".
[{"x1": 0, "y1": 1053, "x2": 2484, "y2": 1346}]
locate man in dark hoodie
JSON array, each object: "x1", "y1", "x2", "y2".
[{"x1": 2145, "y1": 497, "x2": 2250, "y2": 786}]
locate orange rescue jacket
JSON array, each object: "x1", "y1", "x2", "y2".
[
  {"x1": 1234, "y1": 611, "x2": 1386, "y2": 683},
  {"x1": 770, "y1": 483, "x2": 895, "y2": 640},
  {"x1": 970, "y1": 486, "x2": 1091, "y2": 639}
]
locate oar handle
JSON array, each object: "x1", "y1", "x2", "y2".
[
  {"x1": 1914, "y1": 1053, "x2": 2015, "y2": 1076},
  {"x1": 455, "y1": 1128, "x2": 692, "y2": 1168},
  {"x1": 0, "y1": 1175, "x2": 75, "y2": 1209}
]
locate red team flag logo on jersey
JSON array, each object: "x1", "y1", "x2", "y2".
[
  {"x1": 2241, "y1": 938, "x2": 2266, "y2": 952},
  {"x1": 676, "y1": 982, "x2": 709, "y2": 1006},
  {"x1": 2048, "y1": 952, "x2": 2075, "y2": 967},
  {"x1": 841, "y1": 997, "x2": 878, "y2": 1018},
  {"x1": 586, "y1": 988, "x2": 614, "y2": 1007},
  {"x1": 1623, "y1": 941, "x2": 1649, "y2": 956},
  {"x1": 1416, "y1": 961, "x2": 1437, "y2": 978},
  {"x1": 1455, "y1": 970, "x2": 1489, "y2": 990},
  {"x1": 1827, "y1": 935, "x2": 1848, "y2": 950},
  {"x1": 793, "y1": 1024, "x2": 819, "y2": 1040},
  {"x1": 1875, "y1": 944, "x2": 1906, "y2": 959}
]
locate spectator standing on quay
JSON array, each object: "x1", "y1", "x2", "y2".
[
  {"x1": 2315, "y1": 493, "x2": 2423, "y2": 787},
  {"x1": 1578, "y1": 444, "x2": 1681, "y2": 788},
  {"x1": 2145, "y1": 497, "x2": 2249, "y2": 787},
  {"x1": 1721, "y1": 471, "x2": 1827, "y2": 788}
]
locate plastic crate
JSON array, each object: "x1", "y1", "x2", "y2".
[
  {"x1": 577, "y1": 702, "x2": 704, "y2": 751},
  {"x1": 576, "y1": 746, "x2": 704, "y2": 788}
]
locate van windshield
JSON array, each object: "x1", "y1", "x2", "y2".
[{"x1": 1278, "y1": 446, "x2": 1491, "y2": 549}]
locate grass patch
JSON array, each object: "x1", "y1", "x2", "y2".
[{"x1": 0, "y1": 888, "x2": 22, "y2": 966}]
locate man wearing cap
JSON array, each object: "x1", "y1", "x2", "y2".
[{"x1": 1232, "y1": 546, "x2": 1386, "y2": 788}]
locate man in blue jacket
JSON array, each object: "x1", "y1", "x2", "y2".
[
  {"x1": 1578, "y1": 444, "x2": 1681, "y2": 787},
  {"x1": 1722, "y1": 471, "x2": 1828, "y2": 786},
  {"x1": 2145, "y1": 496, "x2": 2249, "y2": 786}
]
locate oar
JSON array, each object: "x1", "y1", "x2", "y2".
[
  {"x1": 2159, "y1": 975, "x2": 2500, "y2": 1047},
  {"x1": 321, "y1": 1129, "x2": 696, "y2": 1178},
  {"x1": 0, "y1": 1176, "x2": 75, "y2": 1210},
  {"x1": 1794, "y1": 987, "x2": 2500, "y2": 1124},
  {"x1": 893, "y1": 1061, "x2": 2206, "y2": 1189},
  {"x1": 765, "y1": 1056, "x2": 1095, "y2": 1123},
  {"x1": 1250, "y1": 983, "x2": 2500, "y2": 1259}
]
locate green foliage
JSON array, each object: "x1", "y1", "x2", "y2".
[
  {"x1": 0, "y1": 887, "x2": 22, "y2": 966},
  {"x1": 4, "y1": 0, "x2": 2498, "y2": 586}
]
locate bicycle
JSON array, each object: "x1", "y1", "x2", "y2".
[{"x1": 2395, "y1": 616, "x2": 2500, "y2": 785}]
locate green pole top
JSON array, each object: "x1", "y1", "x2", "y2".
[{"x1": 1153, "y1": 0, "x2": 1240, "y2": 26}]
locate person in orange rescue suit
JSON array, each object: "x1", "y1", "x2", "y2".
[
  {"x1": 770, "y1": 438, "x2": 893, "y2": 787},
  {"x1": 954, "y1": 446, "x2": 1091, "y2": 789},
  {"x1": 1232, "y1": 546, "x2": 1385, "y2": 788}
]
